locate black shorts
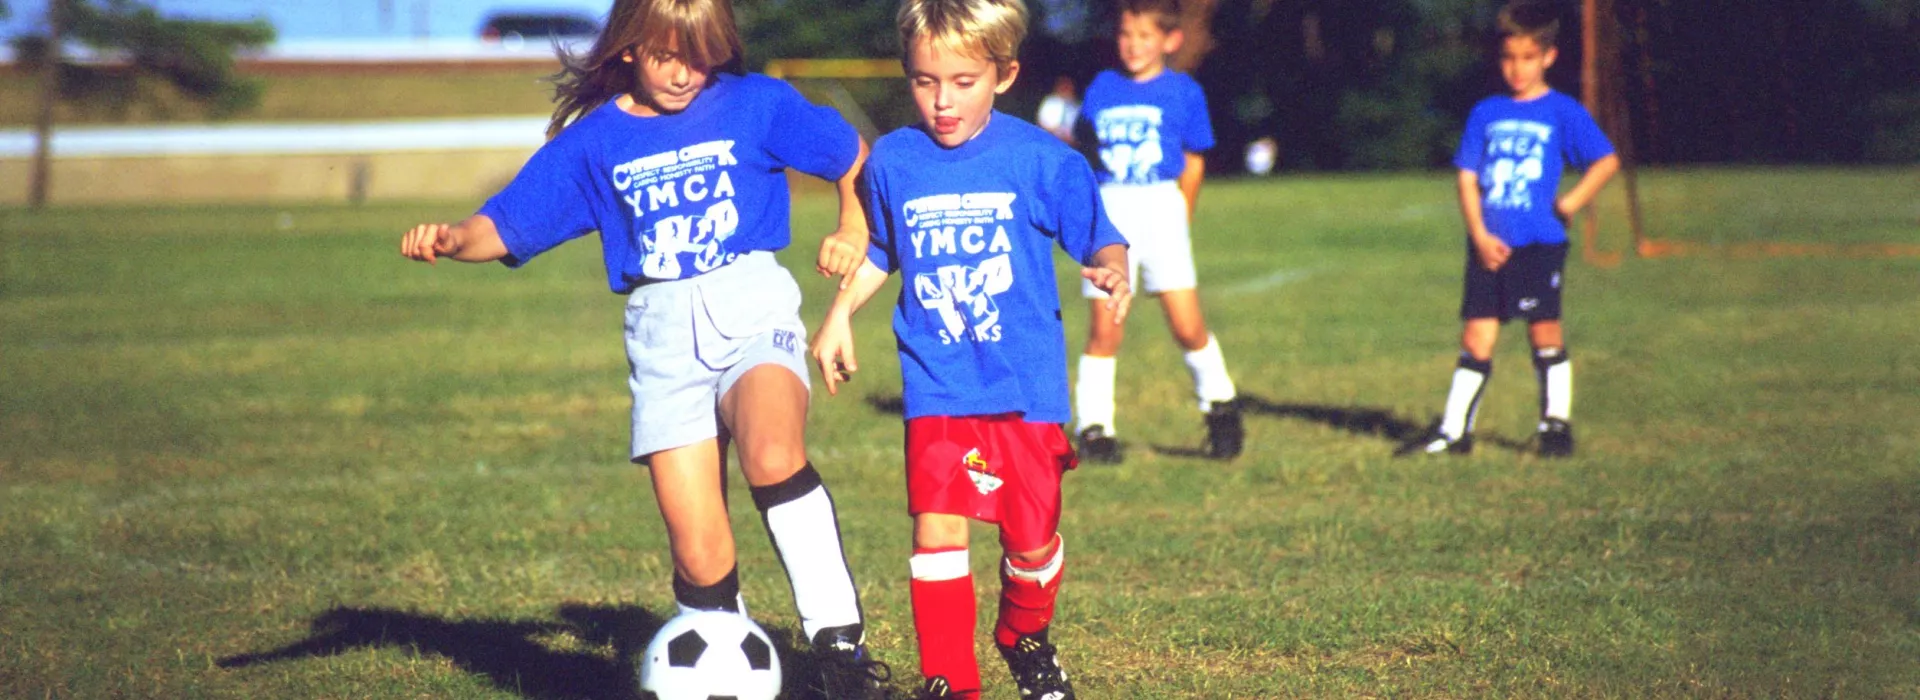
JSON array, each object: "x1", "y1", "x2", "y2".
[{"x1": 1460, "y1": 242, "x2": 1567, "y2": 322}]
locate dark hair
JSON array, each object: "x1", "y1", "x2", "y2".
[
  {"x1": 546, "y1": 0, "x2": 745, "y2": 138},
  {"x1": 1119, "y1": 0, "x2": 1182, "y2": 34},
  {"x1": 1496, "y1": 1, "x2": 1560, "y2": 49}
]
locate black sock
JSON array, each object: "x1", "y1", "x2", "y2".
[{"x1": 673, "y1": 566, "x2": 741, "y2": 613}]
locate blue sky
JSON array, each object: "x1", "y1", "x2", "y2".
[{"x1": 2, "y1": 0, "x2": 611, "y2": 40}]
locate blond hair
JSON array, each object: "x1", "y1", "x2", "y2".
[
  {"x1": 547, "y1": 0, "x2": 745, "y2": 138},
  {"x1": 895, "y1": 0, "x2": 1029, "y2": 74}
]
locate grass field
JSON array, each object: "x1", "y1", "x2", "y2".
[{"x1": 3, "y1": 170, "x2": 1919, "y2": 698}]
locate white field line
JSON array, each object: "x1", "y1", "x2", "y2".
[{"x1": 1215, "y1": 268, "x2": 1314, "y2": 297}]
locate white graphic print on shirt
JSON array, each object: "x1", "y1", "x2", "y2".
[
  {"x1": 610, "y1": 140, "x2": 742, "y2": 278},
  {"x1": 900, "y1": 192, "x2": 1019, "y2": 345},
  {"x1": 1482, "y1": 119, "x2": 1553, "y2": 211},
  {"x1": 1095, "y1": 105, "x2": 1165, "y2": 184}
]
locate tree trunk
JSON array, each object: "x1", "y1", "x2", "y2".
[{"x1": 28, "y1": 0, "x2": 63, "y2": 210}]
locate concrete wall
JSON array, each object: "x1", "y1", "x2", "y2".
[{"x1": 0, "y1": 149, "x2": 539, "y2": 206}]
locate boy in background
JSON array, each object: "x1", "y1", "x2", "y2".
[
  {"x1": 810, "y1": 1, "x2": 1130, "y2": 695},
  {"x1": 1402, "y1": 0, "x2": 1618, "y2": 458},
  {"x1": 1072, "y1": 0, "x2": 1242, "y2": 463}
]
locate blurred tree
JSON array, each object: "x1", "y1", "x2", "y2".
[
  {"x1": 736, "y1": 0, "x2": 895, "y2": 62},
  {"x1": 16, "y1": 0, "x2": 274, "y2": 208},
  {"x1": 1616, "y1": 0, "x2": 1918, "y2": 163},
  {"x1": 1202, "y1": 0, "x2": 1492, "y2": 171}
]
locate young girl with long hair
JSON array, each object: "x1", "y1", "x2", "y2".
[{"x1": 398, "y1": 1, "x2": 886, "y2": 696}]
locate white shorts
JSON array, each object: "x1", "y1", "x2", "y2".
[
  {"x1": 623, "y1": 251, "x2": 811, "y2": 461},
  {"x1": 1082, "y1": 181, "x2": 1197, "y2": 298}
]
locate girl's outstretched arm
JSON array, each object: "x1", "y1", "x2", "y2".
[
  {"x1": 816, "y1": 138, "x2": 873, "y2": 287},
  {"x1": 810, "y1": 259, "x2": 889, "y2": 396},
  {"x1": 399, "y1": 215, "x2": 509, "y2": 264}
]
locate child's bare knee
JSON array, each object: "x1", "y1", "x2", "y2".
[
  {"x1": 737, "y1": 438, "x2": 806, "y2": 485},
  {"x1": 1527, "y1": 320, "x2": 1564, "y2": 349},
  {"x1": 1172, "y1": 323, "x2": 1210, "y2": 350},
  {"x1": 1006, "y1": 541, "x2": 1057, "y2": 567},
  {"x1": 913, "y1": 514, "x2": 970, "y2": 549}
]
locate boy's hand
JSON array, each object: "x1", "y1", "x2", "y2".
[
  {"x1": 401, "y1": 223, "x2": 457, "y2": 264},
  {"x1": 810, "y1": 315, "x2": 858, "y2": 396},
  {"x1": 1472, "y1": 233, "x2": 1512, "y2": 272},
  {"x1": 1082, "y1": 264, "x2": 1134, "y2": 324},
  {"x1": 816, "y1": 229, "x2": 867, "y2": 289},
  {"x1": 1554, "y1": 197, "x2": 1577, "y2": 226}
]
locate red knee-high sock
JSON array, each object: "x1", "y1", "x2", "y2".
[
  {"x1": 995, "y1": 534, "x2": 1065, "y2": 648},
  {"x1": 910, "y1": 547, "x2": 979, "y2": 696}
]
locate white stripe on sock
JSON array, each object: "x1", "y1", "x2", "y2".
[
  {"x1": 1002, "y1": 536, "x2": 1065, "y2": 587},
  {"x1": 910, "y1": 549, "x2": 971, "y2": 581}
]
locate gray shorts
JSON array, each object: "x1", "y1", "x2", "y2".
[{"x1": 623, "y1": 252, "x2": 811, "y2": 461}]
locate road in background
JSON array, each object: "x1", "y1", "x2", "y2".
[{"x1": 0, "y1": 0, "x2": 610, "y2": 41}]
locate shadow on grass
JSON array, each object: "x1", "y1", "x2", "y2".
[
  {"x1": 217, "y1": 603, "x2": 821, "y2": 700},
  {"x1": 868, "y1": 390, "x2": 1539, "y2": 457},
  {"x1": 865, "y1": 394, "x2": 905, "y2": 416},
  {"x1": 1149, "y1": 393, "x2": 1534, "y2": 456}
]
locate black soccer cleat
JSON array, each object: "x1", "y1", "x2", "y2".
[
  {"x1": 1076, "y1": 425, "x2": 1123, "y2": 464},
  {"x1": 1202, "y1": 399, "x2": 1245, "y2": 460},
  {"x1": 919, "y1": 675, "x2": 958, "y2": 698},
  {"x1": 998, "y1": 630, "x2": 1075, "y2": 700},
  {"x1": 809, "y1": 626, "x2": 891, "y2": 700},
  {"x1": 1395, "y1": 422, "x2": 1474, "y2": 458},
  {"x1": 1537, "y1": 418, "x2": 1575, "y2": 458}
]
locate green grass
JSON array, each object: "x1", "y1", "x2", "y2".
[
  {"x1": 3, "y1": 169, "x2": 1919, "y2": 698},
  {"x1": 1624, "y1": 167, "x2": 1920, "y2": 247}
]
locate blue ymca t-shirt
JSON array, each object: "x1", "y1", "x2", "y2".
[
  {"x1": 1076, "y1": 69, "x2": 1214, "y2": 186},
  {"x1": 479, "y1": 72, "x2": 860, "y2": 292},
  {"x1": 865, "y1": 113, "x2": 1129, "y2": 423},
  {"x1": 1453, "y1": 89, "x2": 1615, "y2": 247}
]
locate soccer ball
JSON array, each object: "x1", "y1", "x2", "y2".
[{"x1": 637, "y1": 610, "x2": 782, "y2": 700}]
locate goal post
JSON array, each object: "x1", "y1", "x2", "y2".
[
  {"x1": 763, "y1": 58, "x2": 905, "y2": 142},
  {"x1": 1582, "y1": 0, "x2": 1920, "y2": 262},
  {"x1": 1580, "y1": 0, "x2": 1643, "y2": 267}
]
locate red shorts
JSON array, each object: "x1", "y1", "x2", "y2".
[{"x1": 905, "y1": 413, "x2": 1077, "y2": 553}]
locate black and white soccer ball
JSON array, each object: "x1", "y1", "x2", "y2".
[{"x1": 638, "y1": 610, "x2": 782, "y2": 700}]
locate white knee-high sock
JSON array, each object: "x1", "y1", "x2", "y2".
[
  {"x1": 1440, "y1": 354, "x2": 1493, "y2": 440},
  {"x1": 1183, "y1": 334, "x2": 1238, "y2": 410},
  {"x1": 1534, "y1": 346, "x2": 1573, "y2": 421},
  {"x1": 751, "y1": 464, "x2": 862, "y2": 645},
  {"x1": 1075, "y1": 354, "x2": 1117, "y2": 433}
]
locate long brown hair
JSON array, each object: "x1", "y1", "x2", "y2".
[{"x1": 547, "y1": 0, "x2": 746, "y2": 138}]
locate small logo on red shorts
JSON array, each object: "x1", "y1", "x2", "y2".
[{"x1": 963, "y1": 448, "x2": 1003, "y2": 495}]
